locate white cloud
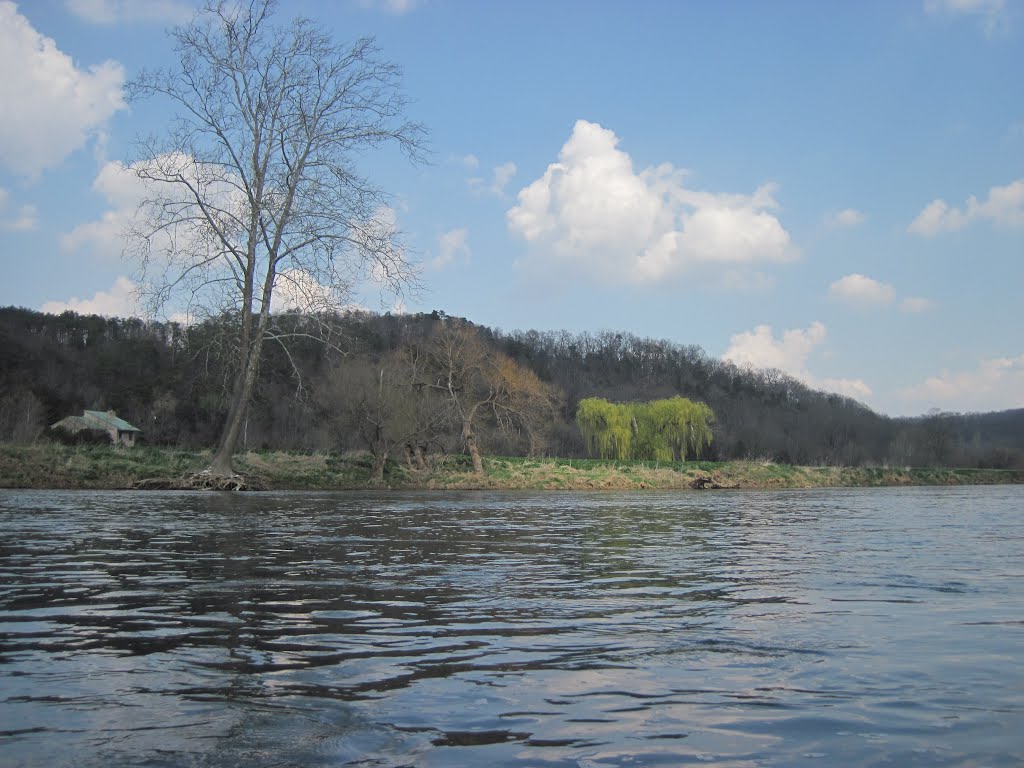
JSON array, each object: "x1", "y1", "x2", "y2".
[
  {"x1": 0, "y1": 188, "x2": 38, "y2": 231},
  {"x1": 271, "y1": 268, "x2": 345, "y2": 314},
  {"x1": 455, "y1": 153, "x2": 479, "y2": 170},
  {"x1": 725, "y1": 321, "x2": 827, "y2": 372},
  {"x1": 909, "y1": 179, "x2": 1024, "y2": 235},
  {"x1": 41, "y1": 276, "x2": 138, "y2": 317},
  {"x1": 723, "y1": 321, "x2": 872, "y2": 401},
  {"x1": 2, "y1": 204, "x2": 38, "y2": 232},
  {"x1": 826, "y1": 208, "x2": 866, "y2": 228},
  {"x1": 900, "y1": 296, "x2": 934, "y2": 313},
  {"x1": 67, "y1": 158, "x2": 401, "y2": 318},
  {"x1": 507, "y1": 120, "x2": 796, "y2": 284},
  {"x1": 468, "y1": 161, "x2": 518, "y2": 197},
  {"x1": 65, "y1": 0, "x2": 193, "y2": 24},
  {"x1": 829, "y1": 273, "x2": 896, "y2": 305},
  {"x1": 432, "y1": 228, "x2": 470, "y2": 269},
  {"x1": 0, "y1": 1, "x2": 125, "y2": 176},
  {"x1": 63, "y1": 154, "x2": 248, "y2": 258},
  {"x1": 924, "y1": 0, "x2": 1006, "y2": 33},
  {"x1": 900, "y1": 353, "x2": 1024, "y2": 412},
  {"x1": 493, "y1": 162, "x2": 517, "y2": 194},
  {"x1": 355, "y1": 0, "x2": 419, "y2": 15},
  {"x1": 62, "y1": 159, "x2": 151, "y2": 256}
]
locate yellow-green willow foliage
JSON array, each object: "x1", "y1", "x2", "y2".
[{"x1": 576, "y1": 396, "x2": 714, "y2": 461}]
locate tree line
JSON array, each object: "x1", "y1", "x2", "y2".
[{"x1": 1, "y1": 306, "x2": 1021, "y2": 471}]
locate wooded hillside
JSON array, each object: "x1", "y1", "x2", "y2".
[{"x1": 1, "y1": 306, "x2": 1020, "y2": 469}]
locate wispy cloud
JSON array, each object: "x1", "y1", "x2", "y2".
[
  {"x1": 354, "y1": 0, "x2": 420, "y2": 16},
  {"x1": 65, "y1": 0, "x2": 193, "y2": 25},
  {"x1": 900, "y1": 352, "x2": 1024, "y2": 412},
  {"x1": 900, "y1": 296, "x2": 934, "y2": 313},
  {"x1": 825, "y1": 208, "x2": 866, "y2": 229},
  {"x1": 431, "y1": 228, "x2": 470, "y2": 269},
  {"x1": 468, "y1": 161, "x2": 518, "y2": 197},
  {"x1": 924, "y1": 0, "x2": 1006, "y2": 34},
  {"x1": 0, "y1": 188, "x2": 38, "y2": 231}
]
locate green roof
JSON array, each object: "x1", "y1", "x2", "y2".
[
  {"x1": 84, "y1": 410, "x2": 142, "y2": 432},
  {"x1": 50, "y1": 415, "x2": 94, "y2": 433}
]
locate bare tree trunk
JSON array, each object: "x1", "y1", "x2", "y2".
[
  {"x1": 210, "y1": 337, "x2": 264, "y2": 477},
  {"x1": 463, "y1": 421, "x2": 483, "y2": 474},
  {"x1": 413, "y1": 443, "x2": 428, "y2": 471},
  {"x1": 370, "y1": 448, "x2": 387, "y2": 484}
]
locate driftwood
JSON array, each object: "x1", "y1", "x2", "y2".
[
  {"x1": 690, "y1": 475, "x2": 738, "y2": 490},
  {"x1": 133, "y1": 470, "x2": 264, "y2": 491}
]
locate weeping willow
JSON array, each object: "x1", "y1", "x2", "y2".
[{"x1": 576, "y1": 396, "x2": 714, "y2": 461}]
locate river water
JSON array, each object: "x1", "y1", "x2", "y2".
[{"x1": 0, "y1": 487, "x2": 1022, "y2": 767}]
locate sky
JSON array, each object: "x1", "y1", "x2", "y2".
[{"x1": 1, "y1": 0, "x2": 1022, "y2": 418}]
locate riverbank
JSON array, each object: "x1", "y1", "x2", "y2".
[{"x1": 1, "y1": 443, "x2": 1022, "y2": 491}]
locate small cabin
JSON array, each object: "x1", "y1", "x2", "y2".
[{"x1": 51, "y1": 410, "x2": 142, "y2": 447}]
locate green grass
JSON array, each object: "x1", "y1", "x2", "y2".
[{"x1": 1, "y1": 442, "x2": 1021, "y2": 491}]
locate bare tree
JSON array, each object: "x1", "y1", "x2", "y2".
[
  {"x1": 318, "y1": 354, "x2": 442, "y2": 484},
  {"x1": 126, "y1": 0, "x2": 425, "y2": 478},
  {"x1": 415, "y1": 321, "x2": 558, "y2": 474}
]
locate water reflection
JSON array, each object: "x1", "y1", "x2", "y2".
[{"x1": 1, "y1": 487, "x2": 1023, "y2": 766}]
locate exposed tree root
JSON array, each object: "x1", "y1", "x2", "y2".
[
  {"x1": 133, "y1": 469, "x2": 265, "y2": 491},
  {"x1": 690, "y1": 475, "x2": 738, "y2": 490}
]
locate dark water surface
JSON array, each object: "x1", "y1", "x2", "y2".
[{"x1": 1, "y1": 487, "x2": 1022, "y2": 767}]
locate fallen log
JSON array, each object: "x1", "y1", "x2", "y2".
[{"x1": 690, "y1": 475, "x2": 738, "y2": 490}]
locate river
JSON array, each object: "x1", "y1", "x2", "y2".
[{"x1": 1, "y1": 487, "x2": 1022, "y2": 766}]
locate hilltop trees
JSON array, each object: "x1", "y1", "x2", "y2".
[
  {"x1": 125, "y1": 0, "x2": 425, "y2": 478},
  {"x1": 577, "y1": 396, "x2": 714, "y2": 461}
]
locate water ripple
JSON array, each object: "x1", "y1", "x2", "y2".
[{"x1": 1, "y1": 486, "x2": 1023, "y2": 766}]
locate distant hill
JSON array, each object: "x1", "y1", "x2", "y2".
[{"x1": 1, "y1": 306, "x2": 1020, "y2": 469}]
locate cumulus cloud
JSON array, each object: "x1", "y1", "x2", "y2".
[
  {"x1": 41, "y1": 275, "x2": 138, "y2": 317},
  {"x1": 468, "y1": 161, "x2": 518, "y2": 197},
  {"x1": 65, "y1": 0, "x2": 193, "y2": 24},
  {"x1": 271, "y1": 268, "x2": 347, "y2": 314},
  {"x1": 723, "y1": 321, "x2": 872, "y2": 401},
  {"x1": 826, "y1": 208, "x2": 866, "y2": 228},
  {"x1": 64, "y1": 154, "x2": 252, "y2": 260},
  {"x1": 507, "y1": 120, "x2": 796, "y2": 284},
  {"x1": 829, "y1": 273, "x2": 896, "y2": 305},
  {"x1": 0, "y1": 1, "x2": 125, "y2": 176},
  {"x1": 909, "y1": 179, "x2": 1024, "y2": 235},
  {"x1": 432, "y1": 228, "x2": 470, "y2": 269},
  {"x1": 61, "y1": 159, "x2": 146, "y2": 255},
  {"x1": 900, "y1": 353, "x2": 1024, "y2": 412}
]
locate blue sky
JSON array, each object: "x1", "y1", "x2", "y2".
[{"x1": 1, "y1": 0, "x2": 1021, "y2": 417}]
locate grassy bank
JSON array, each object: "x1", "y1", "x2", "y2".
[{"x1": 1, "y1": 443, "x2": 1022, "y2": 491}]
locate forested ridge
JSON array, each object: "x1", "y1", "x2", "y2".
[{"x1": 1, "y1": 305, "x2": 1021, "y2": 470}]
